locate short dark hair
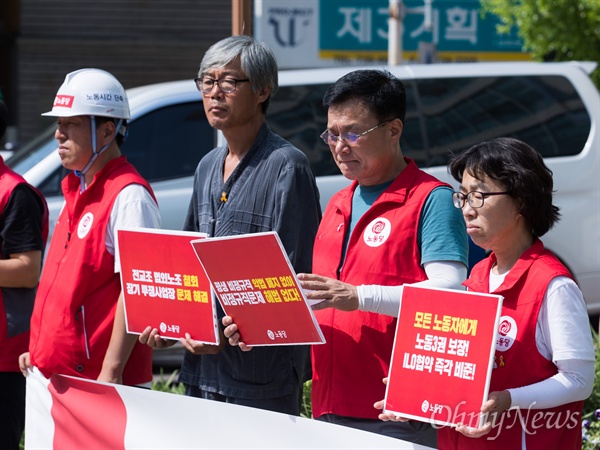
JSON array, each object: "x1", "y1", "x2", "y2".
[
  {"x1": 95, "y1": 116, "x2": 127, "y2": 147},
  {"x1": 0, "y1": 100, "x2": 8, "y2": 140},
  {"x1": 323, "y1": 70, "x2": 406, "y2": 124},
  {"x1": 448, "y1": 137, "x2": 560, "y2": 237}
]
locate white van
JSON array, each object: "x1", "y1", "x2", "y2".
[{"x1": 7, "y1": 61, "x2": 600, "y2": 316}]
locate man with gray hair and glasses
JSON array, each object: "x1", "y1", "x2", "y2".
[{"x1": 138, "y1": 35, "x2": 322, "y2": 415}]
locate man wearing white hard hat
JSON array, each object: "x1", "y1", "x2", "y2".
[{"x1": 18, "y1": 69, "x2": 160, "y2": 386}]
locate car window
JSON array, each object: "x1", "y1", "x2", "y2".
[
  {"x1": 267, "y1": 84, "x2": 337, "y2": 177},
  {"x1": 412, "y1": 75, "x2": 591, "y2": 164},
  {"x1": 7, "y1": 125, "x2": 57, "y2": 174},
  {"x1": 271, "y1": 75, "x2": 591, "y2": 173},
  {"x1": 37, "y1": 165, "x2": 68, "y2": 196},
  {"x1": 123, "y1": 101, "x2": 213, "y2": 182}
]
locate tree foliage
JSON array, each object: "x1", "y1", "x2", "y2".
[{"x1": 481, "y1": 0, "x2": 600, "y2": 87}]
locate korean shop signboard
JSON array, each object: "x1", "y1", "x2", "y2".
[{"x1": 254, "y1": 0, "x2": 528, "y2": 68}]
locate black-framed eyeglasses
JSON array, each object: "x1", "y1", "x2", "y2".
[
  {"x1": 452, "y1": 191, "x2": 511, "y2": 209},
  {"x1": 319, "y1": 119, "x2": 392, "y2": 146},
  {"x1": 194, "y1": 77, "x2": 250, "y2": 94}
]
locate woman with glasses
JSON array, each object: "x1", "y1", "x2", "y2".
[
  {"x1": 259, "y1": 135, "x2": 594, "y2": 448},
  {"x1": 369, "y1": 137, "x2": 594, "y2": 449},
  {"x1": 432, "y1": 137, "x2": 595, "y2": 449}
]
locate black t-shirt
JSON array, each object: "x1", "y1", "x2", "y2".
[{"x1": 0, "y1": 183, "x2": 46, "y2": 257}]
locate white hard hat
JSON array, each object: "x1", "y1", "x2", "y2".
[{"x1": 42, "y1": 68, "x2": 130, "y2": 119}]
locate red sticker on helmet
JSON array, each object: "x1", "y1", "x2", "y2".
[{"x1": 53, "y1": 95, "x2": 74, "y2": 108}]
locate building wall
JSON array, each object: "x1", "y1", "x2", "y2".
[
  {"x1": 0, "y1": 0, "x2": 21, "y2": 144},
  {"x1": 17, "y1": 0, "x2": 232, "y2": 142}
]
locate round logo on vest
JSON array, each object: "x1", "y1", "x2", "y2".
[
  {"x1": 363, "y1": 217, "x2": 391, "y2": 247},
  {"x1": 77, "y1": 212, "x2": 94, "y2": 239},
  {"x1": 495, "y1": 315, "x2": 517, "y2": 352}
]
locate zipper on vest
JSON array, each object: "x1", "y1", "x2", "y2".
[
  {"x1": 65, "y1": 231, "x2": 71, "y2": 249},
  {"x1": 76, "y1": 306, "x2": 91, "y2": 360}
]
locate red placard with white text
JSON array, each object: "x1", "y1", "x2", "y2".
[
  {"x1": 384, "y1": 285, "x2": 502, "y2": 428},
  {"x1": 191, "y1": 232, "x2": 325, "y2": 346},
  {"x1": 117, "y1": 228, "x2": 218, "y2": 343}
]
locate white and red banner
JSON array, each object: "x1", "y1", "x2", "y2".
[
  {"x1": 191, "y1": 232, "x2": 325, "y2": 346},
  {"x1": 384, "y1": 285, "x2": 502, "y2": 428},
  {"x1": 25, "y1": 368, "x2": 432, "y2": 449},
  {"x1": 117, "y1": 228, "x2": 218, "y2": 343}
]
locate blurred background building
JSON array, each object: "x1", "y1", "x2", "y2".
[{"x1": 0, "y1": 0, "x2": 231, "y2": 148}]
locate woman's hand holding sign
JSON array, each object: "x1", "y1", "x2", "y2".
[{"x1": 454, "y1": 390, "x2": 511, "y2": 438}]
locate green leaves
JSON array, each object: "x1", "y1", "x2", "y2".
[
  {"x1": 151, "y1": 369, "x2": 185, "y2": 394},
  {"x1": 481, "y1": 0, "x2": 600, "y2": 88}
]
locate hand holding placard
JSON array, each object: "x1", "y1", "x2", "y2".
[
  {"x1": 384, "y1": 285, "x2": 502, "y2": 429},
  {"x1": 191, "y1": 232, "x2": 325, "y2": 346},
  {"x1": 117, "y1": 228, "x2": 218, "y2": 344}
]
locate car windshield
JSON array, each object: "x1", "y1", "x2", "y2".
[{"x1": 5, "y1": 125, "x2": 57, "y2": 175}]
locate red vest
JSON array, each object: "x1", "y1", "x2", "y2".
[
  {"x1": 0, "y1": 156, "x2": 48, "y2": 371},
  {"x1": 438, "y1": 239, "x2": 583, "y2": 450},
  {"x1": 29, "y1": 156, "x2": 155, "y2": 385},
  {"x1": 311, "y1": 158, "x2": 447, "y2": 419}
]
